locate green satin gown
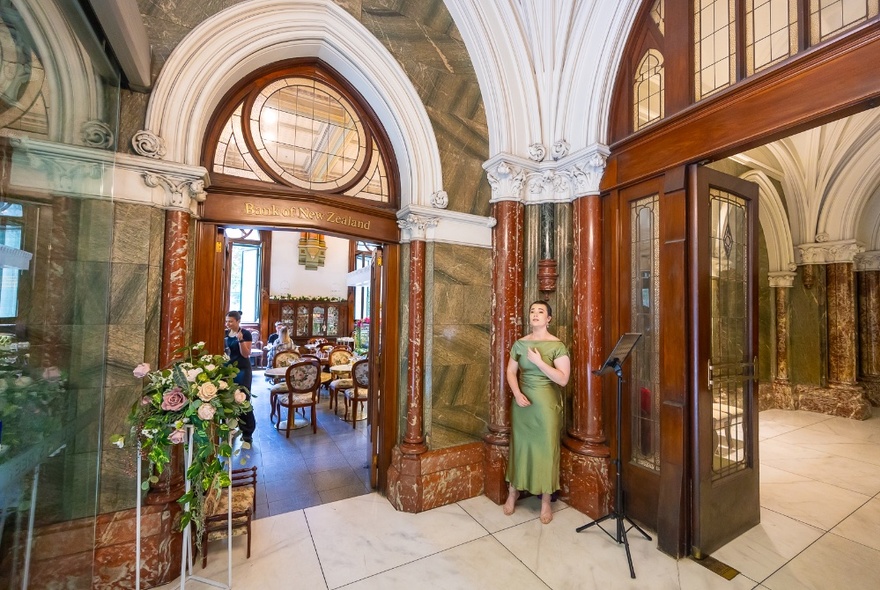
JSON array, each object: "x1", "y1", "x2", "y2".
[{"x1": 506, "y1": 338, "x2": 569, "y2": 496}]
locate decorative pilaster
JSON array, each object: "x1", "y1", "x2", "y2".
[
  {"x1": 763, "y1": 272, "x2": 796, "y2": 409},
  {"x1": 158, "y1": 211, "x2": 190, "y2": 367},
  {"x1": 400, "y1": 234, "x2": 429, "y2": 455},
  {"x1": 856, "y1": 252, "x2": 880, "y2": 406},
  {"x1": 795, "y1": 241, "x2": 870, "y2": 419}
]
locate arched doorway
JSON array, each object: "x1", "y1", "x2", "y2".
[
  {"x1": 605, "y1": 1, "x2": 880, "y2": 556},
  {"x1": 192, "y1": 59, "x2": 402, "y2": 492}
]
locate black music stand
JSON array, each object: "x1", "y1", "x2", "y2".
[{"x1": 576, "y1": 332, "x2": 651, "y2": 579}]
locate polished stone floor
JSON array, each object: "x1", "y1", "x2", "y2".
[{"x1": 159, "y1": 409, "x2": 880, "y2": 589}]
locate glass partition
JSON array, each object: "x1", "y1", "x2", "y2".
[{"x1": 0, "y1": 1, "x2": 120, "y2": 587}]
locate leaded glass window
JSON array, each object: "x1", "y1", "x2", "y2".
[
  {"x1": 634, "y1": 50, "x2": 665, "y2": 131},
  {"x1": 630, "y1": 195, "x2": 661, "y2": 471},
  {"x1": 810, "y1": 0, "x2": 879, "y2": 44},
  {"x1": 694, "y1": 0, "x2": 737, "y2": 100},
  {"x1": 650, "y1": 0, "x2": 665, "y2": 36},
  {"x1": 746, "y1": 0, "x2": 798, "y2": 74}
]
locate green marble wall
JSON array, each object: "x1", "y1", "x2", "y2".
[
  {"x1": 427, "y1": 243, "x2": 491, "y2": 448},
  {"x1": 789, "y1": 265, "x2": 827, "y2": 386},
  {"x1": 127, "y1": 0, "x2": 490, "y2": 215},
  {"x1": 99, "y1": 204, "x2": 166, "y2": 513}
]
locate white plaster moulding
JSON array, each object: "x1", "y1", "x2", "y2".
[
  {"x1": 796, "y1": 239, "x2": 865, "y2": 265},
  {"x1": 768, "y1": 271, "x2": 796, "y2": 288},
  {"x1": 855, "y1": 250, "x2": 880, "y2": 271},
  {"x1": 1, "y1": 131, "x2": 207, "y2": 213},
  {"x1": 396, "y1": 204, "x2": 495, "y2": 248}
]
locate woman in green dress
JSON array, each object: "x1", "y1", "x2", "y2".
[{"x1": 503, "y1": 300, "x2": 571, "y2": 524}]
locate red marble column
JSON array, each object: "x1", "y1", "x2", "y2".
[
  {"x1": 400, "y1": 238, "x2": 428, "y2": 455},
  {"x1": 858, "y1": 269, "x2": 880, "y2": 405},
  {"x1": 159, "y1": 210, "x2": 190, "y2": 367},
  {"x1": 566, "y1": 194, "x2": 607, "y2": 451},
  {"x1": 763, "y1": 272, "x2": 796, "y2": 410},
  {"x1": 775, "y1": 287, "x2": 790, "y2": 382},
  {"x1": 483, "y1": 200, "x2": 524, "y2": 503},
  {"x1": 827, "y1": 263, "x2": 858, "y2": 385}
]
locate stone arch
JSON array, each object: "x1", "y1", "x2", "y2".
[
  {"x1": 740, "y1": 169, "x2": 796, "y2": 273},
  {"x1": 142, "y1": 0, "x2": 443, "y2": 210}
]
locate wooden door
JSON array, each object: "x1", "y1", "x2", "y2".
[
  {"x1": 689, "y1": 166, "x2": 759, "y2": 556},
  {"x1": 367, "y1": 247, "x2": 382, "y2": 487}
]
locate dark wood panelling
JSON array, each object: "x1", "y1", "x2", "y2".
[{"x1": 192, "y1": 222, "x2": 225, "y2": 353}]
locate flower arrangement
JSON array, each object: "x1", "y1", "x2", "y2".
[{"x1": 111, "y1": 343, "x2": 252, "y2": 544}]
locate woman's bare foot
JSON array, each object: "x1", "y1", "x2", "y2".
[
  {"x1": 502, "y1": 487, "x2": 518, "y2": 516},
  {"x1": 540, "y1": 495, "x2": 553, "y2": 524}
]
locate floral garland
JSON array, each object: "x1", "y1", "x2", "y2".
[
  {"x1": 111, "y1": 343, "x2": 252, "y2": 547},
  {"x1": 268, "y1": 295, "x2": 346, "y2": 302}
]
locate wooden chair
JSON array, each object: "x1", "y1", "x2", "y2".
[
  {"x1": 269, "y1": 350, "x2": 300, "y2": 421},
  {"x1": 342, "y1": 358, "x2": 370, "y2": 429},
  {"x1": 276, "y1": 358, "x2": 321, "y2": 436},
  {"x1": 247, "y1": 329, "x2": 264, "y2": 367},
  {"x1": 201, "y1": 466, "x2": 258, "y2": 568},
  {"x1": 326, "y1": 347, "x2": 354, "y2": 411}
]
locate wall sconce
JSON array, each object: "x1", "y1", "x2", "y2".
[{"x1": 298, "y1": 232, "x2": 326, "y2": 270}]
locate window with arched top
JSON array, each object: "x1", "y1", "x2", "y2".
[
  {"x1": 633, "y1": 50, "x2": 665, "y2": 131},
  {"x1": 205, "y1": 61, "x2": 396, "y2": 209},
  {"x1": 612, "y1": 0, "x2": 880, "y2": 141}
]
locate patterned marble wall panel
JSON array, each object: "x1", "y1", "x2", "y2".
[
  {"x1": 429, "y1": 243, "x2": 491, "y2": 448},
  {"x1": 758, "y1": 230, "x2": 772, "y2": 382},
  {"x1": 398, "y1": 242, "x2": 411, "y2": 439},
  {"x1": 789, "y1": 265, "x2": 826, "y2": 386}
]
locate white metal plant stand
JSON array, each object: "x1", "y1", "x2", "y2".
[{"x1": 135, "y1": 426, "x2": 234, "y2": 589}]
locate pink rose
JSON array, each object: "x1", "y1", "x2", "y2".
[
  {"x1": 197, "y1": 403, "x2": 216, "y2": 420},
  {"x1": 168, "y1": 429, "x2": 186, "y2": 444},
  {"x1": 233, "y1": 389, "x2": 247, "y2": 404},
  {"x1": 133, "y1": 363, "x2": 151, "y2": 378},
  {"x1": 161, "y1": 387, "x2": 187, "y2": 411}
]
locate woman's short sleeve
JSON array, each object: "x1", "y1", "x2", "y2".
[
  {"x1": 242, "y1": 329, "x2": 253, "y2": 343},
  {"x1": 551, "y1": 342, "x2": 570, "y2": 361},
  {"x1": 509, "y1": 341, "x2": 521, "y2": 362}
]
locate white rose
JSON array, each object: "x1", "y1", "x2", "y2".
[
  {"x1": 184, "y1": 368, "x2": 203, "y2": 382},
  {"x1": 218, "y1": 381, "x2": 228, "y2": 390},
  {"x1": 198, "y1": 382, "x2": 218, "y2": 401}
]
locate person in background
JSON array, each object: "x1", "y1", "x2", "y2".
[
  {"x1": 503, "y1": 300, "x2": 571, "y2": 524},
  {"x1": 265, "y1": 325, "x2": 296, "y2": 369},
  {"x1": 224, "y1": 310, "x2": 256, "y2": 445},
  {"x1": 267, "y1": 321, "x2": 284, "y2": 346}
]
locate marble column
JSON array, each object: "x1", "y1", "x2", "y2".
[
  {"x1": 159, "y1": 210, "x2": 190, "y2": 368},
  {"x1": 560, "y1": 192, "x2": 612, "y2": 519},
  {"x1": 857, "y1": 252, "x2": 880, "y2": 406},
  {"x1": 764, "y1": 272, "x2": 796, "y2": 409},
  {"x1": 484, "y1": 199, "x2": 524, "y2": 503},
  {"x1": 401, "y1": 237, "x2": 428, "y2": 455}
]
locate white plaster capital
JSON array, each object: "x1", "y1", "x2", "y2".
[
  {"x1": 551, "y1": 140, "x2": 570, "y2": 161},
  {"x1": 397, "y1": 212, "x2": 440, "y2": 242},
  {"x1": 397, "y1": 204, "x2": 494, "y2": 248},
  {"x1": 855, "y1": 250, "x2": 880, "y2": 271},
  {"x1": 430, "y1": 190, "x2": 448, "y2": 209},
  {"x1": 528, "y1": 143, "x2": 547, "y2": 162},
  {"x1": 768, "y1": 271, "x2": 797, "y2": 288},
  {"x1": 485, "y1": 158, "x2": 527, "y2": 203},
  {"x1": 796, "y1": 240, "x2": 865, "y2": 265}
]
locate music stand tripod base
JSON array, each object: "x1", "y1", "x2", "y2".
[{"x1": 576, "y1": 332, "x2": 652, "y2": 579}]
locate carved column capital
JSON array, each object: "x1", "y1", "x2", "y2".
[
  {"x1": 855, "y1": 250, "x2": 880, "y2": 271},
  {"x1": 430, "y1": 190, "x2": 448, "y2": 209},
  {"x1": 397, "y1": 213, "x2": 439, "y2": 242},
  {"x1": 486, "y1": 160, "x2": 526, "y2": 203},
  {"x1": 768, "y1": 271, "x2": 797, "y2": 288},
  {"x1": 797, "y1": 239, "x2": 864, "y2": 264},
  {"x1": 142, "y1": 172, "x2": 207, "y2": 214},
  {"x1": 566, "y1": 148, "x2": 609, "y2": 199}
]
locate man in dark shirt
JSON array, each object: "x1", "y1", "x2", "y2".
[{"x1": 267, "y1": 321, "x2": 284, "y2": 346}]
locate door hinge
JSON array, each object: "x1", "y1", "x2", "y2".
[
  {"x1": 372, "y1": 454, "x2": 378, "y2": 468},
  {"x1": 708, "y1": 361, "x2": 714, "y2": 388},
  {"x1": 216, "y1": 241, "x2": 222, "y2": 253}
]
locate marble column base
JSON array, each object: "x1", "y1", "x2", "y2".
[
  {"x1": 862, "y1": 377, "x2": 880, "y2": 407},
  {"x1": 796, "y1": 383, "x2": 872, "y2": 420},
  {"x1": 482, "y1": 439, "x2": 509, "y2": 505},
  {"x1": 759, "y1": 380, "x2": 795, "y2": 411},
  {"x1": 559, "y1": 447, "x2": 612, "y2": 520},
  {"x1": 386, "y1": 443, "x2": 484, "y2": 513}
]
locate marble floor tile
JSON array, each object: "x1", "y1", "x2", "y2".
[
  {"x1": 763, "y1": 532, "x2": 880, "y2": 590},
  {"x1": 831, "y1": 496, "x2": 880, "y2": 552},
  {"x1": 457, "y1": 492, "x2": 569, "y2": 534},
  {"x1": 772, "y1": 429, "x2": 880, "y2": 466},
  {"x1": 760, "y1": 465, "x2": 871, "y2": 530},
  {"x1": 677, "y1": 556, "x2": 761, "y2": 590},
  {"x1": 762, "y1": 453, "x2": 880, "y2": 496},
  {"x1": 306, "y1": 493, "x2": 489, "y2": 589},
  {"x1": 802, "y1": 414, "x2": 880, "y2": 444},
  {"x1": 759, "y1": 439, "x2": 830, "y2": 463},
  {"x1": 759, "y1": 409, "x2": 833, "y2": 428},
  {"x1": 759, "y1": 419, "x2": 806, "y2": 440},
  {"x1": 712, "y1": 507, "x2": 824, "y2": 583},
  {"x1": 342, "y1": 535, "x2": 548, "y2": 590}
]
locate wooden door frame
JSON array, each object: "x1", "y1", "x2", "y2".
[{"x1": 192, "y1": 219, "x2": 400, "y2": 493}]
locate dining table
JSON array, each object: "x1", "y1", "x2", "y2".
[{"x1": 263, "y1": 366, "x2": 310, "y2": 430}]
